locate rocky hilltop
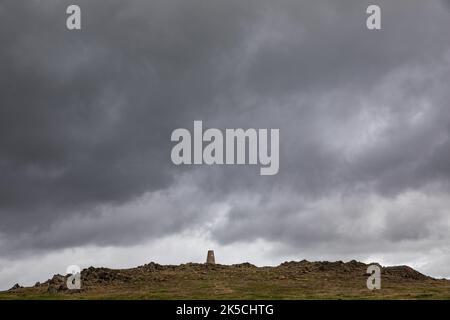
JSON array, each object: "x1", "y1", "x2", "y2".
[{"x1": 1, "y1": 260, "x2": 449, "y2": 299}]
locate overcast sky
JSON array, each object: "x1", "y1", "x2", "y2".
[{"x1": 1, "y1": 0, "x2": 450, "y2": 290}]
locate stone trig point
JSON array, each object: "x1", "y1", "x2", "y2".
[{"x1": 206, "y1": 250, "x2": 215, "y2": 264}]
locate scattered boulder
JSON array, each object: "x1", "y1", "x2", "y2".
[
  {"x1": 139, "y1": 262, "x2": 164, "y2": 271},
  {"x1": 48, "y1": 274, "x2": 65, "y2": 286},
  {"x1": 232, "y1": 262, "x2": 257, "y2": 268},
  {"x1": 47, "y1": 285, "x2": 58, "y2": 294},
  {"x1": 9, "y1": 283, "x2": 22, "y2": 291}
]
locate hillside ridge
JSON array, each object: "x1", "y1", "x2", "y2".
[{"x1": 2, "y1": 259, "x2": 449, "y2": 299}]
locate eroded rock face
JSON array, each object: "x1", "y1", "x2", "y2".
[
  {"x1": 81, "y1": 267, "x2": 131, "y2": 285},
  {"x1": 277, "y1": 260, "x2": 432, "y2": 281},
  {"x1": 47, "y1": 285, "x2": 58, "y2": 294},
  {"x1": 9, "y1": 283, "x2": 22, "y2": 291},
  {"x1": 383, "y1": 266, "x2": 429, "y2": 280}
]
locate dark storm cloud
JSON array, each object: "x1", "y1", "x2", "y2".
[
  {"x1": 1, "y1": 0, "x2": 450, "y2": 265},
  {"x1": 0, "y1": 0, "x2": 261, "y2": 231}
]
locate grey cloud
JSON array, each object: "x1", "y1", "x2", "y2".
[
  {"x1": 0, "y1": 0, "x2": 261, "y2": 231},
  {"x1": 0, "y1": 0, "x2": 450, "y2": 280}
]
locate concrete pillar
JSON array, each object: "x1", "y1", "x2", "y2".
[{"x1": 206, "y1": 250, "x2": 215, "y2": 264}]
